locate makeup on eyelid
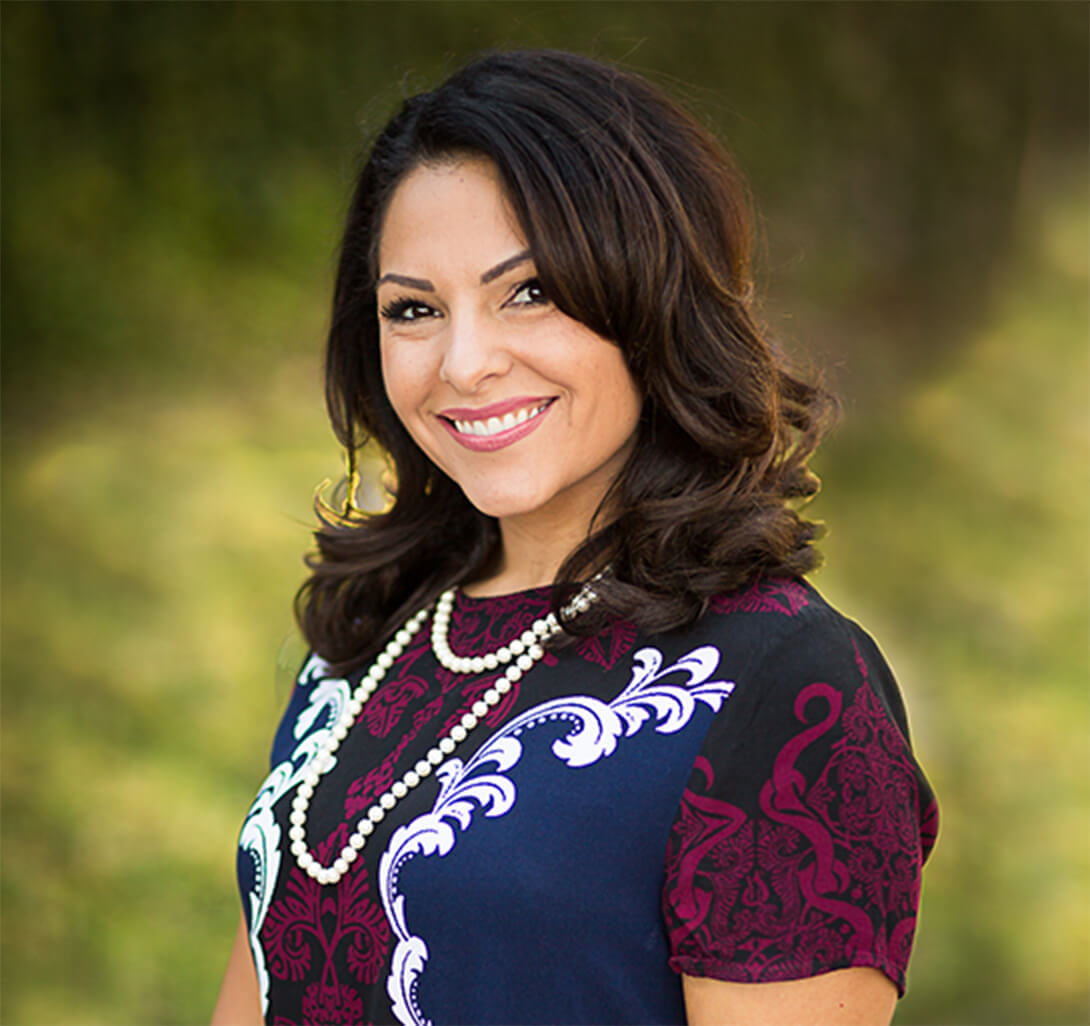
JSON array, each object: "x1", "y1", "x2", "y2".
[
  {"x1": 380, "y1": 278, "x2": 547, "y2": 324},
  {"x1": 377, "y1": 156, "x2": 641, "y2": 529}
]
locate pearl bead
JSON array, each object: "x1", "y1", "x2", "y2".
[{"x1": 290, "y1": 581, "x2": 599, "y2": 886}]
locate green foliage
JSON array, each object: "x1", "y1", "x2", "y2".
[{"x1": 2, "y1": 4, "x2": 1086, "y2": 1023}]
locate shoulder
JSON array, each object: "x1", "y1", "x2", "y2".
[
  {"x1": 696, "y1": 576, "x2": 907, "y2": 725},
  {"x1": 665, "y1": 576, "x2": 919, "y2": 785}
]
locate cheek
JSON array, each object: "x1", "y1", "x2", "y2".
[
  {"x1": 595, "y1": 354, "x2": 642, "y2": 428},
  {"x1": 379, "y1": 342, "x2": 420, "y2": 426}
]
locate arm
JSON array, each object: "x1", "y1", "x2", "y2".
[
  {"x1": 211, "y1": 912, "x2": 262, "y2": 1026},
  {"x1": 684, "y1": 968, "x2": 897, "y2": 1026}
]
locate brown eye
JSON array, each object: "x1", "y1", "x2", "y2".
[
  {"x1": 507, "y1": 279, "x2": 548, "y2": 307},
  {"x1": 381, "y1": 299, "x2": 438, "y2": 322}
]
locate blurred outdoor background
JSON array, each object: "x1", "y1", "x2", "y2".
[{"x1": 2, "y1": 3, "x2": 1087, "y2": 1024}]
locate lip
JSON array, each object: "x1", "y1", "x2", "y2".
[
  {"x1": 439, "y1": 396, "x2": 554, "y2": 421},
  {"x1": 437, "y1": 397, "x2": 556, "y2": 452}
]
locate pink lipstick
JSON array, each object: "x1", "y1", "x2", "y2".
[{"x1": 438, "y1": 397, "x2": 556, "y2": 452}]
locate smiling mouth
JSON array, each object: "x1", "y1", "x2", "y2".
[{"x1": 447, "y1": 401, "x2": 552, "y2": 438}]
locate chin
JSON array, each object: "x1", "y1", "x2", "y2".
[
  {"x1": 451, "y1": 477, "x2": 554, "y2": 519},
  {"x1": 460, "y1": 493, "x2": 543, "y2": 520}
]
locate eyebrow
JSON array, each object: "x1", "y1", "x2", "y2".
[
  {"x1": 479, "y1": 250, "x2": 532, "y2": 284},
  {"x1": 376, "y1": 250, "x2": 532, "y2": 291},
  {"x1": 375, "y1": 272, "x2": 434, "y2": 291}
]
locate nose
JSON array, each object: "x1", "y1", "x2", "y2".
[{"x1": 438, "y1": 308, "x2": 511, "y2": 394}]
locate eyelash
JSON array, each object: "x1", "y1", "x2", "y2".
[
  {"x1": 508, "y1": 277, "x2": 548, "y2": 306},
  {"x1": 379, "y1": 298, "x2": 436, "y2": 323},
  {"x1": 378, "y1": 277, "x2": 548, "y2": 323}
]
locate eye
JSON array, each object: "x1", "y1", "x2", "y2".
[
  {"x1": 506, "y1": 278, "x2": 549, "y2": 308},
  {"x1": 380, "y1": 298, "x2": 438, "y2": 323}
]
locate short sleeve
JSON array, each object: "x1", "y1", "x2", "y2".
[{"x1": 662, "y1": 610, "x2": 939, "y2": 995}]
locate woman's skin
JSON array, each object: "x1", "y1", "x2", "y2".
[
  {"x1": 210, "y1": 915, "x2": 261, "y2": 1024},
  {"x1": 376, "y1": 156, "x2": 642, "y2": 596},
  {"x1": 684, "y1": 970, "x2": 896, "y2": 1025},
  {"x1": 211, "y1": 157, "x2": 899, "y2": 1026}
]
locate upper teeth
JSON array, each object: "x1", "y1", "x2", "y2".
[{"x1": 452, "y1": 403, "x2": 548, "y2": 437}]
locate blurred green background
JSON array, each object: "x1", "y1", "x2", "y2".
[{"x1": 3, "y1": 3, "x2": 1087, "y2": 1023}]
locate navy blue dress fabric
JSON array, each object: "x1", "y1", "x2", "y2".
[{"x1": 236, "y1": 577, "x2": 937, "y2": 1025}]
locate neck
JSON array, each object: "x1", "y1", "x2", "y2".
[{"x1": 462, "y1": 513, "x2": 590, "y2": 597}]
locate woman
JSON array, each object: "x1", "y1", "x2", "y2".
[{"x1": 214, "y1": 50, "x2": 937, "y2": 1026}]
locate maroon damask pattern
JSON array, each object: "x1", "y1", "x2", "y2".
[
  {"x1": 447, "y1": 590, "x2": 551, "y2": 652},
  {"x1": 361, "y1": 673, "x2": 429, "y2": 738},
  {"x1": 256, "y1": 582, "x2": 934, "y2": 1021},
  {"x1": 663, "y1": 644, "x2": 931, "y2": 993},
  {"x1": 262, "y1": 829, "x2": 390, "y2": 1025},
  {"x1": 262, "y1": 591, "x2": 554, "y2": 1024},
  {"x1": 575, "y1": 619, "x2": 639, "y2": 669},
  {"x1": 710, "y1": 575, "x2": 810, "y2": 616}
]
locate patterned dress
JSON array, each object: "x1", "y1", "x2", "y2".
[{"x1": 236, "y1": 576, "x2": 938, "y2": 1025}]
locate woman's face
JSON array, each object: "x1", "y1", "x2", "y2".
[{"x1": 376, "y1": 156, "x2": 642, "y2": 537}]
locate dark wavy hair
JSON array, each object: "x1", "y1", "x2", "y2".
[{"x1": 297, "y1": 49, "x2": 837, "y2": 672}]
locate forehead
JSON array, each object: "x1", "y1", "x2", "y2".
[{"x1": 378, "y1": 157, "x2": 527, "y2": 274}]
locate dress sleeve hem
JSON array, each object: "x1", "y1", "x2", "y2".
[{"x1": 668, "y1": 954, "x2": 907, "y2": 998}]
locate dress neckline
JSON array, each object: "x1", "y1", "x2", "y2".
[{"x1": 454, "y1": 584, "x2": 553, "y2": 607}]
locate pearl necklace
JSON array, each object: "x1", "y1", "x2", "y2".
[{"x1": 289, "y1": 582, "x2": 598, "y2": 886}]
